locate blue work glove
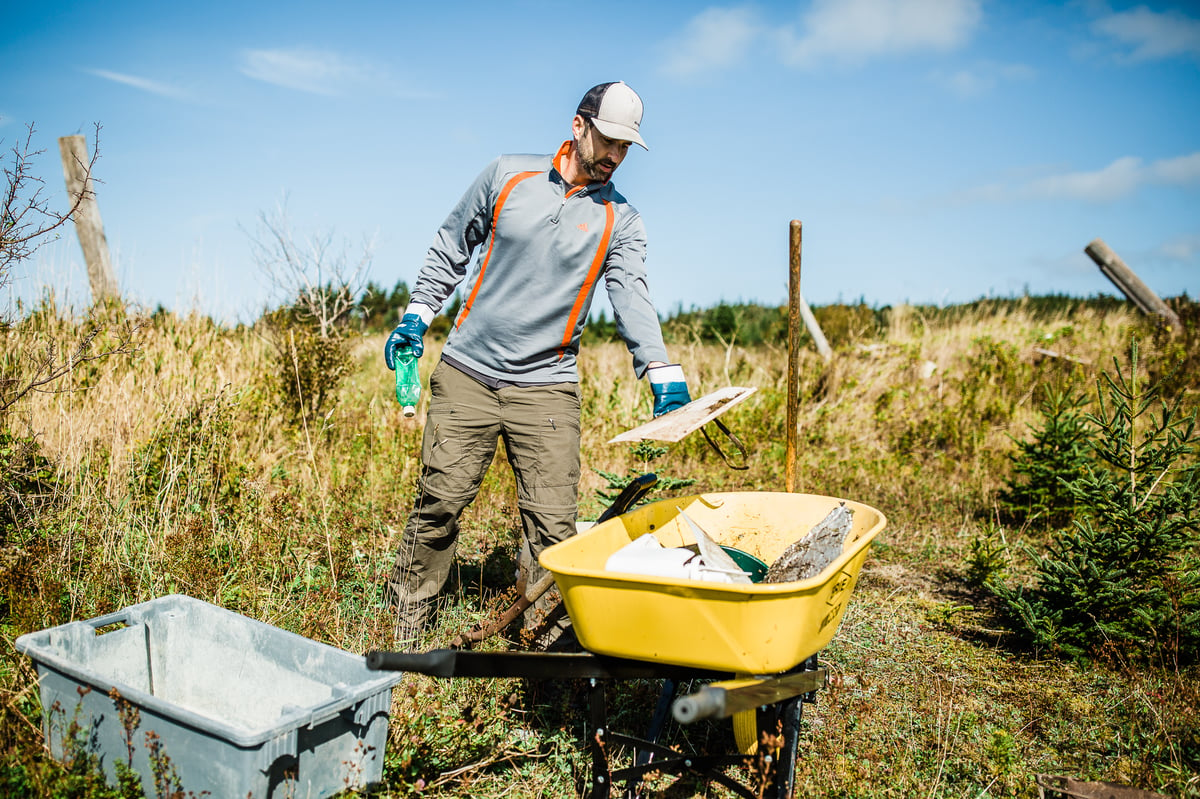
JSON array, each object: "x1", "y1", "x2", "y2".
[
  {"x1": 649, "y1": 364, "x2": 691, "y2": 417},
  {"x1": 384, "y1": 313, "x2": 429, "y2": 368}
]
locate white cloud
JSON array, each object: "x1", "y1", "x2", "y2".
[
  {"x1": 1148, "y1": 151, "x2": 1200, "y2": 185},
  {"x1": 776, "y1": 0, "x2": 983, "y2": 68},
  {"x1": 934, "y1": 68, "x2": 989, "y2": 96},
  {"x1": 949, "y1": 151, "x2": 1200, "y2": 206},
  {"x1": 239, "y1": 49, "x2": 364, "y2": 96},
  {"x1": 659, "y1": 0, "x2": 983, "y2": 76},
  {"x1": 85, "y1": 68, "x2": 187, "y2": 99},
  {"x1": 1156, "y1": 233, "x2": 1200, "y2": 261},
  {"x1": 1027, "y1": 156, "x2": 1145, "y2": 202},
  {"x1": 994, "y1": 151, "x2": 1200, "y2": 203},
  {"x1": 239, "y1": 48, "x2": 434, "y2": 99},
  {"x1": 1092, "y1": 5, "x2": 1200, "y2": 62},
  {"x1": 661, "y1": 7, "x2": 763, "y2": 78},
  {"x1": 930, "y1": 60, "x2": 1036, "y2": 97}
]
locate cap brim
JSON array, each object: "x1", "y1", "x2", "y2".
[{"x1": 590, "y1": 118, "x2": 648, "y2": 150}]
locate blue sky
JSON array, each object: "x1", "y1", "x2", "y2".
[{"x1": 3, "y1": 0, "x2": 1198, "y2": 322}]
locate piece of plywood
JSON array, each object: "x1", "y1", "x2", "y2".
[{"x1": 609, "y1": 386, "x2": 757, "y2": 444}]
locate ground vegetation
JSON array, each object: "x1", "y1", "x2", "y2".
[{"x1": 0, "y1": 288, "x2": 1196, "y2": 797}]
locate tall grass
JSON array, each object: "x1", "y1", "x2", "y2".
[{"x1": 1, "y1": 295, "x2": 1196, "y2": 797}]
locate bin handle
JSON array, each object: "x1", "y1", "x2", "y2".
[
  {"x1": 304, "y1": 688, "x2": 351, "y2": 729},
  {"x1": 85, "y1": 609, "x2": 134, "y2": 632}
]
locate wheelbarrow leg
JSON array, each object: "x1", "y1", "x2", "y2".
[
  {"x1": 588, "y1": 678, "x2": 612, "y2": 799},
  {"x1": 639, "y1": 678, "x2": 679, "y2": 761},
  {"x1": 765, "y1": 694, "x2": 802, "y2": 799},
  {"x1": 765, "y1": 654, "x2": 818, "y2": 799},
  {"x1": 627, "y1": 678, "x2": 679, "y2": 796}
]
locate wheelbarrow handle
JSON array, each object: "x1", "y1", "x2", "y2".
[
  {"x1": 366, "y1": 648, "x2": 729, "y2": 680},
  {"x1": 366, "y1": 650, "x2": 459, "y2": 677}
]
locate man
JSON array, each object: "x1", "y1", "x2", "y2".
[{"x1": 383, "y1": 81, "x2": 691, "y2": 645}]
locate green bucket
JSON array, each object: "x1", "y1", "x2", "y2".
[{"x1": 721, "y1": 546, "x2": 769, "y2": 583}]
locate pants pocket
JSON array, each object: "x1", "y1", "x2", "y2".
[{"x1": 420, "y1": 405, "x2": 498, "y2": 501}]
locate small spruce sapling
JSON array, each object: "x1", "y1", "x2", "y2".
[
  {"x1": 993, "y1": 341, "x2": 1200, "y2": 663},
  {"x1": 997, "y1": 385, "x2": 1093, "y2": 529}
]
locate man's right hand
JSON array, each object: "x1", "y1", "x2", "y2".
[{"x1": 384, "y1": 313, "x2": 429, "y2": 368}]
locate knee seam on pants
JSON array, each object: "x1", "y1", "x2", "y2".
[
  {"x1": 418, "y1": 486, "x2": 478, "y2": 505},
  {"x1": 518, "y1": 501, "x2": 578, "y2": 514}
]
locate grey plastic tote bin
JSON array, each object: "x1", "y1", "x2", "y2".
[{"x1": 14, "y1": 594, "x2": 404, "y2": 798}]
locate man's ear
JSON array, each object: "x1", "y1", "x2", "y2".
[{"x1": 571, "y1": 114, "x2": 587, "y2": 141}]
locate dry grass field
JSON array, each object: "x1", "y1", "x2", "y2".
[{"x1": 0, "y1": 294, "x2": 1196, "y2": 797}]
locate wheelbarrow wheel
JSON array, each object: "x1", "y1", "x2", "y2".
[
  {"x1": 730, "y1": 670, "x2": 761, "y2": 755},
  {"x1": 728, "y1": 696, "x2": 804, "y2": 797},
  {"x1": 732, "y1": 708, "x2": 758, "y2": 754}
]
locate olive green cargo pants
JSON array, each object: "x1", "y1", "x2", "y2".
[{"x1": 387, "y1": 360, "x2": 581, "y2": 645}]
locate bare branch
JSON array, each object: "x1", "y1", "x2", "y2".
[
  {"x1": 1, "y1": 123, "x2": 101, "y2": 286},
  {"x1": 0, "y1": 307, "x2": 138, "y2": 412},
  {"x1": 0, "y1": 316, "x2": 139, "y2": 416},
  {"x1": 248, "y1": 199, "x2": 373, "y2": 338}
]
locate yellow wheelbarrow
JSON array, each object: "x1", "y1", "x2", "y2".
[{"x1": 368, "y1": 491, "x2": 886, "y2": 798}]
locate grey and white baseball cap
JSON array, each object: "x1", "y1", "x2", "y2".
[{"x1": 576, "y1": 81, "x2": 648, "y2": 150}]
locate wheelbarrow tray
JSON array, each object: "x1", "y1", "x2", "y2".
[{"x1": 539, "y1": 491, "x2": 885, "y2": 674}]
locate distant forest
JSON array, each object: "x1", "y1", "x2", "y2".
[{"x1": 353, "y1": 279, "x2": 1178, "y2": 348}]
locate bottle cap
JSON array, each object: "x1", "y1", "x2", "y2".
[{"x1": 402, "y1": 405, "x2": 416, "y2": 418}]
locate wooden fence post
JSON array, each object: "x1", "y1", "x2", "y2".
[
  {"x1": 58, "y1": 135, "x2": 118, "y2": 303},
  {"x1": 1084, "y1": 238, "x2": 1180, "y2": 332},
  {"x1": 799, "y1": 293, "x2": 832, "y2": 363},
  {"x1": 787, "y1": 221, "x2": 802, "y2": 493},
  {"x1": 786, "y1": 220, "x2": 836, "y2": 493}
]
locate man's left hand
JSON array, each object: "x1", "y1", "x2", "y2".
[{"x1": 648, "y1": 364, "x2": 691, "y2": 417}]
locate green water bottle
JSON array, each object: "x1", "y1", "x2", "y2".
[{"x1": 394, "y1": 350, "x2": 421, "y2": 417}]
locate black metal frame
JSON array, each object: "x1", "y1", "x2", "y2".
[{"x1": 366, "y1": 649, "x2": 823, "y2": 799}]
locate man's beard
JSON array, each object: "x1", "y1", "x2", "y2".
[{"x1": 578, "y1": 134, "x2": 615, "y2": 182}]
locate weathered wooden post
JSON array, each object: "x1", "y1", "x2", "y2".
[
  {"x1": 799, "y1": 293, "x2": 832, "y2": 363},
  {"x1": 787, "y1": 221, "x2": 802, "y2": 493},
  {"x1": 1084, "y1": 238, "x2": 1180, "y2": 332},
  {"x1": 58, "y1": 135, "x2": 118, "y2": 302},
  {"x1": 786, "y1": 221, "x2": 835, "y2": 492}
]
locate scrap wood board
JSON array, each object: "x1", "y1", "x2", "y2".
[{"x1": 609, "y1": 386, "x2": 757, "y2": 444}]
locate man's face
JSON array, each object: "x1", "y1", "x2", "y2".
[{"x1": 575, "y1": 118, "x2": 631, "y2": 183}]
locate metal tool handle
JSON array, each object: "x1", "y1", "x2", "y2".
[
  {"x1": 700, "y1": 419, "x2": 750, "y2": 470},
  {"x1": 596, "y1": 472, "x2": 658, "y2": 522},
  {"x1": 451, "y1": 473, "x2": 659, "y2": 649}
]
